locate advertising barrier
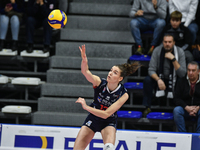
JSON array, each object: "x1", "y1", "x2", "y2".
[{"x1": 0, "y1": 124, "x2": 199, "y2": 150}]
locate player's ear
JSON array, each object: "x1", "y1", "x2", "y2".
[{"x1": 119, "y1": 77, "x2": 123, "y2": 82}]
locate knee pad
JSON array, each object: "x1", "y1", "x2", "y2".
[{"x1": 103, "y1": 143, "x2": 114, "y2": 150}]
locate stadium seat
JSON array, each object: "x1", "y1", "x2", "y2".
[
  {"x1": 117, "y1": 110, "x2": 142, "y2": 129},
  {"x1": 146, "y1": 112, "x2": 173, "y2": 131},
  {"x1": 129, "y1": 54, "x2": 151, "y2": 61},
  {"x1": 20, "y1": 50, "x2": 49, "y2": 57},
  {"x1": 117, "y1": 110, "x2": 142, "y2": 118},
  {"x1": 147, "y1": 112, "x2": 173, "y2": 120},
  {"x1": 2, "y1": 105, "x2": 32, "y2": 124},
  {"x1": 128, "y1": 55, "x2": 151, "y2": 78},
  {"x1": 123, "y1": 82, "x2": 143, "y2": 106},
  {"x1": 11, "y1": 77, "x2": 42, "y2": 85},
  {"x1": 0, "y1": 75, "x2": 9, "y2": 84},
  {"x1": 124, "y1": 82, "x2": 143, "y2": 89},
  {"x1": 0, "y1": 49, "x2": 17, "y2": 56}
]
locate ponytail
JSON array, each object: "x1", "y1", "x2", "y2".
[{"x1": 116, "y1": 61, "x2": 141, "y2": 78}]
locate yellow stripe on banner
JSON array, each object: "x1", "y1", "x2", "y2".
[{"x1": 40, "y1": 136, "x2": 47, "y2": 149}]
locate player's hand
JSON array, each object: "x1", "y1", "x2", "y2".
[
  {"x1": 79, "y1": 44, "x2": 88, "y2": 63},
  {"x1": 76, "y1": 97, "x2": 87, "y2": 110},
  {"x1": 157, "y1": 79, "x2": 166, "y2": 90}
]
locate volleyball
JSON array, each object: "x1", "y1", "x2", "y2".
[{"x1": 48, "y1": 9, "x2": 67, "y2": 29}]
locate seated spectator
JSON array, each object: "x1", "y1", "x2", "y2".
[
  {"x1": 0, "y1": 0, "x2": 24, "y2": 51},
  {"x1": 173, "y1": 61, "x2": 200, "y2": 133},
  {"x1": 169, "y1": 0, "x2": 199, "y2": 45},
  {"x1": 192, "y1": 44, "x2": 200, "y2": 61},
  {"x1": 142, "y1": 34, "x2": 186, "y2": 117},
  {"x1": 129, "y1": 0, "x2": 167, "y2": 55},
  {"x1": 163, "y1": 11, "x2": 194, "y2": 65},
  {"x1": 25, "y1": 0, "x2": 56, "y2": 53},
  {"x1": 58, "y1": 0, "x2": 68, "y2": 14},
  {"x1": 165, "y1": 0, "x2": 170, "y2": 25}
]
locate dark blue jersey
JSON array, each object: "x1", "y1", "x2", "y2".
[{"x1": 91, "y1": 78, "x2": 127, "y2": 118}]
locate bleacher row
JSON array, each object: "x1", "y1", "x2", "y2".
[{"x1": 0, "y1": 0, "x2": 198, "y2": 132}]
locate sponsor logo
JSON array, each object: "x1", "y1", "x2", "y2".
[
  {"x1": 64, "y1": 138, "x2": 177, "y2": 150},
  {"x1": 86, "y1": 120, "x2": 92, "y2": 127},
  {"x1": 97, "y1": 96, "x2": 102, "y2": 102},
  {"x1": 102, "y1": 87, "x2": 106, "y2": 93},
  {"x1": 14, "y1": 135, "x2": 53, "y2": 149},
  {"x1": 49, "y1": 14, "x2": 54, "y2": 19},
  {"x1": 179, "y1": 33, "x2": 184, "y2": 38},
  {"x1": 113, "y1": 94, "x2": 119, "y2": 98},
  {"x1": 105, "y1": 96, "x2": 110, "y2": 100}
]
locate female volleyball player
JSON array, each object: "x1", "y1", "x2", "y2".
[{"x1": 74, "y1": 44, "x2": 140, "y2": 150}]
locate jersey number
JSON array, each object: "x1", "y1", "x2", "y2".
[{"x1": 100, "y1": 104, "x2": 108, "y2": 110}]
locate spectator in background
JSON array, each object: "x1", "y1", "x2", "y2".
[
  {"x1": 192, "y1": 44, "x2": 200, "y2": 61},
  {"x1": 165, "y1": 0, "x2": 170, "y2": 25},
  {"x1": 58, "y1": 0, "x2": 68, "y2": 14},
  {"x1": 25, "y1": 0, "x2": 56, "y2": 53},
  {"x1": 173, "y1": 61, "x2": 200, "y2": 133},
  {"x1": 129, "y1": 0, "x2": 167, "y2": 55},
  {"x1": 0, "y1": 0, "x2": 24, "y2": 51},
  {"x1": 192, "y1": 1, "x2": 200, "y2": 61},
  {"x1": 169, "y1": 0, "x2": 199, "y2": 45},
  {"x1": 142, "y1": 34, "x2": 186, "y2": 117},
  {"x1": 163, "y1": 11, "x2": 194, "y2": 65}
]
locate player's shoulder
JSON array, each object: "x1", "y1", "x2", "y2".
[{"x1": 120, "y1": 83, "x2": 127, "y2": 93}]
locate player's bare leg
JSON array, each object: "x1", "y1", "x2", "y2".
[{"x1": 73, "y1": 126, "x2": 95, "y2": 150}]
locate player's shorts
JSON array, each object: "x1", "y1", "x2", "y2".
[{"x1": 82, "y1": 113, "x2": 117, "y2": 133}]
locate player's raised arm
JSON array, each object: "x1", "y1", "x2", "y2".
[
  {"x1": 76, "y1": 93, "x2": 129, "y2": 119},
  {"x1": 79, "y1": 45, "x2": 101, "y2": 87}
]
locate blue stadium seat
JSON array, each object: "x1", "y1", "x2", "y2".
[
  {"x1": 129, "y1": 54, "x2": 151, "y2": 61},
  {"x1": 128, "y1": 55, "x2": 151, "y2": 79},
  {"x1": 147, "y1": 112, "x2": 173, "y2": 120},
  {"x1": 117, "y1": 110, "x2": 142, "y2": 118},
  {"x1": 123, "y1": 82, "x2": 143, "y2": 106},
  {"x1": 124, "y1": 82, "x2": 143, "y2": 89}
]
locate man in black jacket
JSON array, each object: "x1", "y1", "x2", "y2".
[
  {"x1": 25, "y1": 0, "x2": 56, "y2": 53},
  {"x1": 173, "y1": 61, "x2": 200, "y2": 133}
]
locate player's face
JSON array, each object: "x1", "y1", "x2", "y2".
[
  {"x1": 107, "y1": 66, "x2": 123, "y2": 83},
  {"x1": 187, "y1": 64, "x2": 199, "y2": 82},
  {"x1": 170, "y1": 18, "x2": 181, "y2": 29}
]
